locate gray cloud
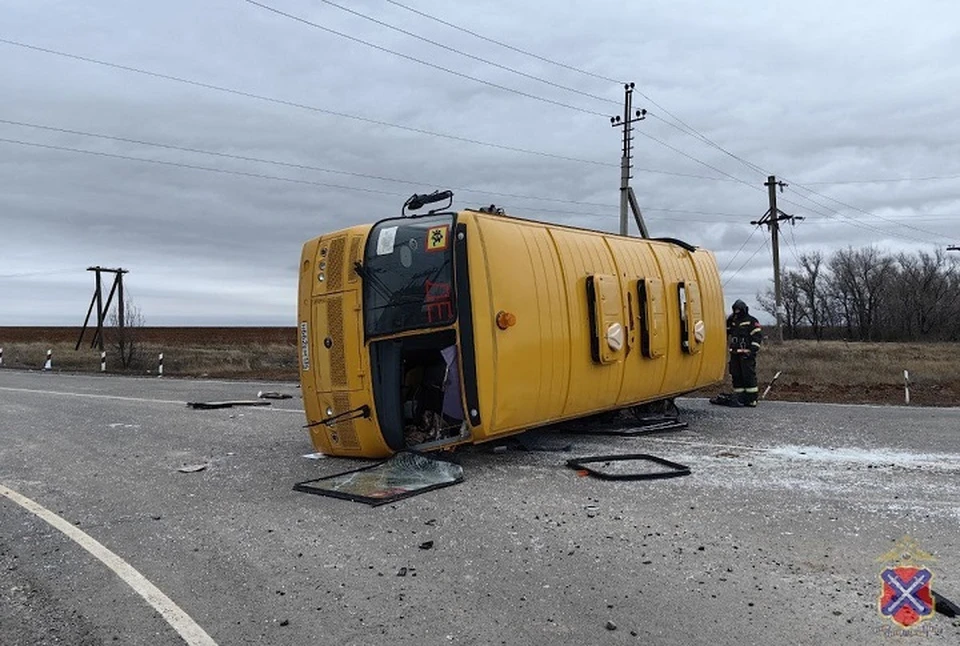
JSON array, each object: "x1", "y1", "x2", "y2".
[{"x1": 2, "y1": 0, "x2": 959, "y2": 325}]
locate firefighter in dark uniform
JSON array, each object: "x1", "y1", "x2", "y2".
[{"x1": 727, "y1": 299, "x2": 762, "y2": 406}]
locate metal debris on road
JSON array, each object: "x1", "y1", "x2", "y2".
[
  {"x1": 186, "y1": 400, "x2": 271, "y2": 409},
  {"x1": 177, "y1": 463, "x2": 209, "y2": 473},
  {"x1": 258, "y1": 391, "x2": 293, "y2": 400}
]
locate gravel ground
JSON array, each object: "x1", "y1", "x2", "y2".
[{"x1": 1, "y1": 370, "x2": 959, "y2": 645}]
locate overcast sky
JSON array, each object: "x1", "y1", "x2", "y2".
[{"x1": 2, "y1": 0, "x2": 958, "y2": 326}]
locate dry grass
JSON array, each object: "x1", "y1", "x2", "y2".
[
  {"x1": 758, "y1": 340, "x2": 960, "y2": 385},
  {"x1": 733, "y1": 340, "x2": 960, "y2": 406},
  {"x1": 3, "y1": 329, "x2": 960, "y2": 405},
  {"x1": 0, "y1": 329, "x2": 298, "y2": 380}
]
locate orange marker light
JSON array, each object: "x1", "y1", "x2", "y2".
[{"x1": 496, "y1": 311, "x2": 517, "y2": 330}]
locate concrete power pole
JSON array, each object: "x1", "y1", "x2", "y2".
[
  {"x1": 609, "y1": 83, "x2": 648, "y2": 237},
  {"x1": 751, "y1": 176, "x2": 803, "y2": 344}
]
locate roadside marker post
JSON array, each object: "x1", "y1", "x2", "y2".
[
  {"x1": 761, "y1": 370, "x2": 782, "y2": 400},
  {"x1": 158, "y1": 353, "x2": 164, "y2": 377},
  {"x1": 100, "y1": 351, "x2": 107, "y2": 373},
  {"x1": 43, "y1": 349, "x2": 52, "y2": 371},
  {"x1": 904, "y1": 370, "x2": 910, "y2": 405},
  {"x1": 0, "y1": 347, "x2": 3, "y2": 367}
]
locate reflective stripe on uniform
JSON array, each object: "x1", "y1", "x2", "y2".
[
  {"x1": 733, "y1": 388, "x2": 745, "y2": 393},
  {"x1": 751, "y1": 342, "x2": 761, "y2": 348},
  {"x1": 744, "y1": 387, "x2": 759, "y2": 393},
  {"x1": 750, "y1": 327, "x2": 762, "y2": 335},
  {"x1": 739, "y1": 321, "x2": 753, "y2": 326}
]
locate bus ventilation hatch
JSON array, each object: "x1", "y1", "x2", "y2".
[
  {"x1": 329, "y1": 392, "x2": 360, "y2": 449},
  {"x1": 327, "y1": 237, "x2": 345, "y2": 291},
  {"x1": 327, "y1": 298, "x2": 347, "y2": 388},
  {"x1": 347, "y1": 237, "x2": 362, "y2": 284}
]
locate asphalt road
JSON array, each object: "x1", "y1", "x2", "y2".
[{"x1": 1, "y1": 370, "x2": 959, "y2": 645}]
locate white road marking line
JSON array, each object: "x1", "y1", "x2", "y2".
[
  {"x1": 0, "y1": 386, "x2": 185, "y2": 405},
  {"x1": 0, "y1": 387, "x2": 302, "y2": 413},
  {"x1": 0, "y1": 483, "x2": 218, "y2": 646}
]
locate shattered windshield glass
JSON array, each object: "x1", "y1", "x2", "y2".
[{"x1": 362, "y1": 214, "x2": 456, "y2": 338}]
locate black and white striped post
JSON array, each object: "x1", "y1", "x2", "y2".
[
  {"x1": 100, "y1": 351, "x2": 107, "y2": 373},
  {"x1": 43, "y1": 349, "x2": 52, "y2": 371},
  {"x1": 0, "y1": 347, "x2": 3, "y2": 367},
  {"x1": 158, "y1": 352, "x2": 164, "y2": 377}
]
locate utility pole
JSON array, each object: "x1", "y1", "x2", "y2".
[
  {"x1": 609, "y1": 83, "x2": 648, "y2": 237},
  {"x1": 76, "y1": 266, "x2": 129, "y2": 351},
  {"x1": 751, "y1": 176, "x2": 803, "y2": 343}
]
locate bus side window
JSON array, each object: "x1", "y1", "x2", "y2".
[
  {"x1": 586, "y1": 274, "x2": 624, "y2": 365},
  {"x1": 678, "y1": 283, "x2": 689, "y2": 352},
  {"x1": 638, "y1": 278, "x2": 665, "y2": 359},
  {"x1": 677, "y1": 280, "x2": 703, "y2": 354}
]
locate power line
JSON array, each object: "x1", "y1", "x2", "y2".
[
  {"x1": 3, "y1": 118, "x2": 756, "y2": 213},
  {"x1": 382, "y1": 0, "x2": 624, "y2": 85},
  {"x1": 0, "y1": 38, "x2": 611, "y2": 168},
  {"x1": 0, "y1": 137, "x2": 407, "y2": 197},
  {"x1": 3, "y1": 40, "x2": 942, "y2": 245},
  {"x1": 383, "y1": 0, "x2": 772, "y2": 182},
  {"x1": 0, "y1": 131, "x2": 768, "y2": 230},
  {"x1": 720, "y1": 224, "x2": 762, "y2": 275},
  {"x1": 0, "y1": 268, "x2": 79, "y2": 279},
  {"x1": 244, "y1": 3, "x2": 773, "y2": 190},
  {"x1": 0, "y1": 135, "x2": 740, "y2": 225},
  {"x1": 243, "y1": 0, "x2": 608, "y2": 117},
  {"x1": 800, "y1": 173, "x2": 960, "y2": 185},
  {"x1": 0, "y1": 118, "x2": 620, "y2": 208},
  {"x1": 786, "y1": 225, "x2": 804, "y2": 268},
  {"x1": 0, "y1": 38, "x2": 747, "y2": 185},
  {"x1": 723, "y1": 234, "x2": 769, "y2": 288},
  {"x1": 785, "y1": 181, "x2": 949, "y2": 240},
  {"x1": 315, "y1": 0, "x2": 617, "y2": 106},
  {"x1": 2, "y1": 118, "x2": 940, "y2": 247}
]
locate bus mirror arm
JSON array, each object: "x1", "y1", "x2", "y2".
[
  {"x1": 303, "y1": 405, "x2": 371, "y2": 429},
  {"x1": 403, "y1": 190, "x2": 454, "y2": 216}
]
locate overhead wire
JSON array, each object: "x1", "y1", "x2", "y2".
[
  {"x1": 240, "y1": 3, "x2": 770, "y2": 188},
  {"x1": 0, "y1": 38, "x2": 613, "y2": 169},
  {"x1": 800, "y1": 173, "x2": 960, "y2": 185},
  {"x1": 242, "y1": 0, "x2": 609, "y2": 117},
  {"x1": 785, "y1": 180, "x2": 949, "y2": 239},
  {"x1": 719, "y1": 224, "x2": 762, "y2": 275},
  {"x1": 3, "y1": 118, "x2": 762, "y2": 216},
  {"x1": 0, "y1": 38, "x2": 750, "y2": 185},
  {"x1": 723, "y1": 233, "x2": 769, "y2": 289},
  {"x1": 2, "y1": 31, "x2": 945, "y2": 247},
  {"x1": 382, "y1": 0, "x2": 624, "y2": 85},
  {"x1": 314, "y1": 0, "x2": 618, "y2": 106},
  {"x1": 0, "y1": 268, "x2": 79, "y2": 279},
  {"x1": 0, "y1": 135, "x2": 740, "y2": 226},
  {"x1": 381, "y1": 0, "x2": 774, "y2": 182}
]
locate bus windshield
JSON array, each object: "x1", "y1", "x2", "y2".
[{"x1": 361, "y1": 214, "x2": 457, "y2": 338}]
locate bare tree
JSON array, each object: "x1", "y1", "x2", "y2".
[
  {"x1": 757, "y1": 268, "x2": 804, "y2": 339},
  {"x1": 827, "y1": 247, "x2": 896, "y2": 341},
  {"x1": 795, "y1": 252, "x2": 830, "y2": 340},
  {"x1": 106, "y1": 298, "x2": 145, "y2": 369},
  {"x1": 892, "y1": 249, "x2": 959, "y2": 340}
]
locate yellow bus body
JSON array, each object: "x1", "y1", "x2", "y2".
[{"x1": 298, "y1": 209, "x2": 725, "y2": 458}]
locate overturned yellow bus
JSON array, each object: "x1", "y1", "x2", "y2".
[{"x1": 298, "y1": 192, "x2": 726, "y2": 458}]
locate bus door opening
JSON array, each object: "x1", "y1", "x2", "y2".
[{"x1": 370, "y1": 330, "x2": 469, "y2": 451}]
